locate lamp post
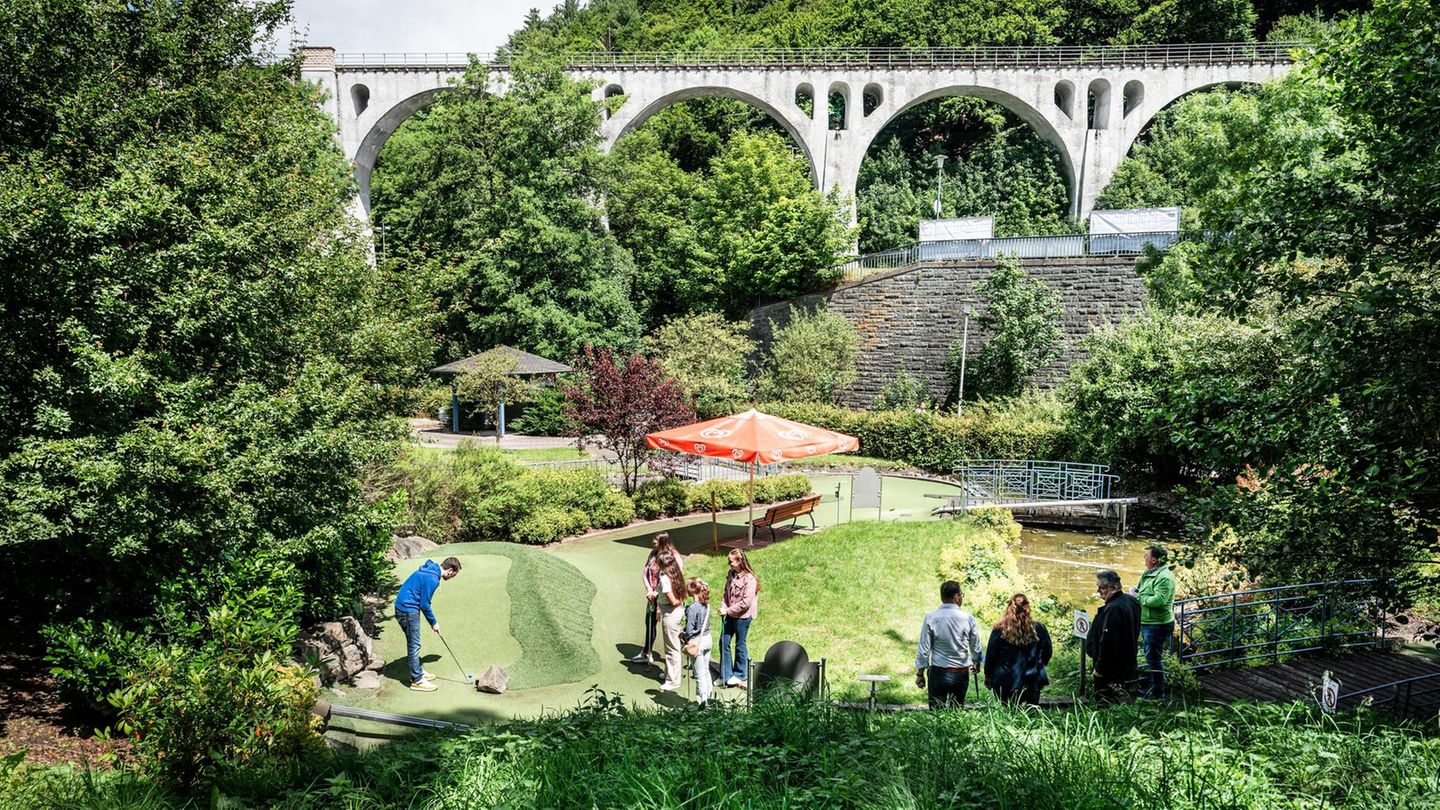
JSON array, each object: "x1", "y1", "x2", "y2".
[
  {"x1": 932, "y1": 154, "x2": 947, "y2": 218},
  {"x1": 956, "y1": 304, "x2": 973, "y2": 417}
]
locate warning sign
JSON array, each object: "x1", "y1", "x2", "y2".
[
  {"x1": 1320, "y1": 671, "x2": 1340, "y2": 713},
  {"x1": 1073, "y1": 610, "x2": 1091, "y2": 638}
]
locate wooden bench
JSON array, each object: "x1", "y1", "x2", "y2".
[{"x1": 749, "y1": 494, "x2": 821, "y2": 541}]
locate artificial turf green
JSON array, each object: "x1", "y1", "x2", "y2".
[{"x1": 476, "y1": 542, "x2": 599, "y2": 688}]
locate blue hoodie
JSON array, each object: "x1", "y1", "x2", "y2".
[{"x1": 394, "y1": 559, "x2": 443, "y2": 626}]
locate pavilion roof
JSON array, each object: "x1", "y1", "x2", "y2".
[{"x1": 431, "y1": 345, "x2": 573, "y2": 376}]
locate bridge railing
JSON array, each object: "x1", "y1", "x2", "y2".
[
  {"x1": 334, "y1": 43, "x2": 1308, "y2": 69},
  {"x1": 951, "y1": 459, "x2": 1117, "y2": 505},
  {"x1": 1175, "y1": 580, "x2": 1387, "y2": 671},
  {"x1": 837, "y1": 231, "x2": 1182, "y2": 282}
]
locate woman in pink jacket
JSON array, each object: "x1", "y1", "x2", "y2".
[{"x1": 718, "y1": 548, "x2": 759, "y2": 688}]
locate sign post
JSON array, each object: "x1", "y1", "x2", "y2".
[
  {"x1": 1073, "y1": 610, "x2": 1091, "y2": 697},
  {"x1": 1320, "y1": 671, "x2": 1340, "y2": 714}
]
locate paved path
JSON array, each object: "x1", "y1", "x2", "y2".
[
  {"x1": 1198, "y1": 649, "x2": 1440, "y2": 719},
  {"x1": 409, "y1": 418, "x2": 588, "y2": 452}
]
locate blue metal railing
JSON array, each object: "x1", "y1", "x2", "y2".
[
  {"x1": 839, "y1": 231, "x2": 1182, "y2": 282},
  {"x1": 1174, "y1": 580, "x2": 1387, "y2": 670},
  {"x1": 951, "y1": 459, "x2": 1118, "y2": 506}
]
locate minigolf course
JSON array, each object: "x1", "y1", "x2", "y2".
[{"x1": 326, "y1": 474, "x2": 966, "y2": 737}]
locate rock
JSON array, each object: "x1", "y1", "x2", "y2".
[
  {"x1": 350, "y1": 670, "x2": 382, "y2": 689},
  {"x1": 294, "y1": 615, "x2": 383, "y2": 685},
  {"x1": 387, "y1": 534, "x2": 440, "y2": 562},
  {"x1": 474, "y1": 665, "x2": 510, "y2": 694}
]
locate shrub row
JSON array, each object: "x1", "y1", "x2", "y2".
[
  {"x1": 759, "y1": 396, "x2": 1069, "y2": 472},
  {"x1": 632, "y1": 474, "x2": 813, "y2": 520},
  {"x1": 378, "y1": 447, "x2": 812, "y2": 545}
]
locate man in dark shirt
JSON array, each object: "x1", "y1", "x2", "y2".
[{"x1": 1086, "y1": 569, "x2": 1141, "y2": 704}]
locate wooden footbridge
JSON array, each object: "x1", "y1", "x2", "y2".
[{"x1": 1177, "y1": 580, "x2": 1440, "y2": 719}]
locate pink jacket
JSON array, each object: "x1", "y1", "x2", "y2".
[{"x1": 723, "y1": 571, "x2": 758, "y2": 619}]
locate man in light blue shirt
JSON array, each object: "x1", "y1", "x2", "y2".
[{"x1": 915, "y1": 580, "x2": 984, "y2": 708}]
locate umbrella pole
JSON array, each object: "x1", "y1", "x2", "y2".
[{"x1": 747, "y1": 460, "x2": 755, "y2": 547}]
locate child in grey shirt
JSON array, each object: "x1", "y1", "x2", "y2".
[{"x1": 680, "y1": 577, "x2": 714, "y2": 708}]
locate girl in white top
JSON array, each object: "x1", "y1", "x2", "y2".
[{"x1": 655, "y1": 549, "x2": 688, "y2": 691}]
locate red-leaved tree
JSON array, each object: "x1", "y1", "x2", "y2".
[{"x1": 563, "y1": 347, "x2": 696, "y2": 494}]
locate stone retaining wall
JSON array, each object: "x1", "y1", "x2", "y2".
[{"x1": 749, "y1": 257, "x2": 1145, "y2": 408}]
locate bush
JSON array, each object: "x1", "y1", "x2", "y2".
[
  {"x1": 508, "y1": 384, "x2": 575, "y2": 436},
  {"x1": 760, "y1": 397, "x2": 1068, "y2": 472},
  {"x1": 687, "y1": 479, "x2": 751, "y2": 511},
  {"x1": 874, "y1": 368, "x2": 930, "y2": 410},
  {"x1": 512, "y1": 507, "x2": 592, "y2": 545},
  {"x1": 757, "y1": 306, "x2": 860, "y2": 404},
  {"x1": 753, "y1": 473, "x2": 812, "y2": 503},
  {"x1": 590, "y1": 490, "x2": 637, "y2": 528},
  {"x1": 937, "y1": 509, "x2": 1031, "y2": 623},
  {"x1": 633, "y1": 478, "x2": 692, "y2": 520}
]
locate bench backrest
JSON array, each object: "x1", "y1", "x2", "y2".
[{"x1": 767, "y1": 494, "x2": 820, "y2": 519}]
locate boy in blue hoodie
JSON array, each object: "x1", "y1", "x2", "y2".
[{"x1": 394, "y1": 556, "x2": 462, "y2": 691}]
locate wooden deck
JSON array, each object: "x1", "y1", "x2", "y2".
[{"x1": 1198, "y1": 649, "x2": 1440, "y2": 718}]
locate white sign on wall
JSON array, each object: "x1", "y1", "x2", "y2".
[
  {"x1": 919, "y1": 216, "x2": 994, "y2": 242},
  {"x1": 1088, "y1": 207, "x2": 1181, "y2": 235}
]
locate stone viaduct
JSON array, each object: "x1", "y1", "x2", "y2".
[{"x1": 300, "y1": 44, "x2": 1297, "y2": 224}]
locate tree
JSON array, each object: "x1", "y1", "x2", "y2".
[
  {"x1": 643, "y1": 313, "x2": 756, "y2": 417},
  {"x1": 757, "y1": 307, "x2": 861, "y2": 404},
  {"x1": 368, "y1": 55, "x2": 641, "y2": 362},
  {"x1": 0, "y1": 0, "x2": 422, "y2": 715},
  {"x1": 454, "y1": 350, "x2": 534, "y2": 429},
  {"x1": 563, "y1": 348, "x2": 696, "y2": 493},
  {"x1": 951, "y1": 258, "x2": 1064, "y2": 400}
]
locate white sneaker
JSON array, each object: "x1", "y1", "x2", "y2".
[
  {"x1": 726, "y1": 676, "x2": 743, "y2": 687},
  {"x1": 659, "y1": 681, "x2": 681, "y2": 692}
]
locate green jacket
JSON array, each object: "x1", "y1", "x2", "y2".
[{"x1": 1135, "y1": 564, "x2": 1176, "y2": 625}]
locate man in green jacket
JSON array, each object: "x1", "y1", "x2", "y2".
[{"x1": 1133, "y1": 545, "x2": 1176, "y2": 699}]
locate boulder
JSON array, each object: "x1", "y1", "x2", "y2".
[
  {"x1": 294, "y1": 615, "x2": 384, "y2": 685},
  {"x1": 350, "y1": 670, "x2": 382, "y2": 689},
  {"x1": 474, "y1": 665, "x2": 510, "y2": 694},
  {"x1": 387, "y1": 534, "x2": 440, "y2": 562}
]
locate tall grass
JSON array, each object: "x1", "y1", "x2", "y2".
[{"x1": 12, "y1": 696, "x2": 1434, "y2": 809}]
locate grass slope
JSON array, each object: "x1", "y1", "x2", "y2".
[
  {"x1": 479, "y1": 543, "x2": 599, "y2": 688},
  {"x1": 691, "y1": 520, "x2": 992, "y2": 703}
]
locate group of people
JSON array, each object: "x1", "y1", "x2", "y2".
[
  {"x1": 630, "y1": 533, "x2": 758, "y2": 709},
  {"x1": 913, "y1": 544, "x2": 1176, "y2": 707},
  {"x1": 392, "y1": 537, "x2": 1176, "y2": 709}
]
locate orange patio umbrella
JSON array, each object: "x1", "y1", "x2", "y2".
[{"x1": 645, "y1": 409, "x2": 860, "y2": 545}]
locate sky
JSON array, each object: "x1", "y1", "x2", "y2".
[{"x1": 286, "y1": 0, "x2": 542, "y2": 55}]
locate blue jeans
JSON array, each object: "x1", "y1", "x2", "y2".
[
  {"x1": 396, "y1": 610, "x2": 423, "y2": 684},
  {"x1": 720, "y1": 616, "x2": 751, "y2": 682},
  {"x1": 1141, "y1": 622, "x2": 1174, "y2": 697}
]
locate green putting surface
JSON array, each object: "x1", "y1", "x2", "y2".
[{"x1": 327, "y1": 474, "x2": 966, "y2": 733}]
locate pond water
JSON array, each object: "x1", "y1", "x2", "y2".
[{"x1": 1015, "y1": 508, "x2": 1186, "y2": 609}]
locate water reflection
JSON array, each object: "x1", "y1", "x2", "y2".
[{"x1": 1016, "y1": 508, "x2": 1184, "y2": 608}]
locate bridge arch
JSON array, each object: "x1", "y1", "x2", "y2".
[
  {"x1": 609, "y1": 86, "x2": 821, "y2": 187},
  {"x1": 352, "y1": 87, "x2": 452, "y2": 215},
  {"x1": 868, "y1": 85, "x2": 1077, "y2": 207}
]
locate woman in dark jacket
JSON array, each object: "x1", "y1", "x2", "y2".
[{"x1": 983, "y1": 593, "x2": 1053, "y2": 705}]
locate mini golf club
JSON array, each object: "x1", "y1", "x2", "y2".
[{"x1": 436, "y1": 633, "x2": 475, "y2": 684}]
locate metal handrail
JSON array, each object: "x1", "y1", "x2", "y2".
[
  {"x1": 334, "y1": 43, "x2": 1309, "y2": 69},
  {"x1": 951, "y1": 459, "x2": 1118, "y2": 506},
  {"x1": 1175, "y1": 580, "x2": 1387, "y2": 670},
  {"x1": 838, "y1": 231, "x2": 1184, "y2": 282},
  {"x1": 1335, "y1": 671, "x2": 1440, "y2": 719}
]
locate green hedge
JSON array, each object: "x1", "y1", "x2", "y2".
[
  {"x1": 633, "y1": 473, "x2": 813, "y2": 520},
  {"x1": 759, "y1": 397, "x2": 1069, "y2": 473}
]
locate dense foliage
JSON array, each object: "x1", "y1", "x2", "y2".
[
  {"x1": 0, "y1": 0, "x2": 428, "y2": 780},
  {"x1": 368, "y1": 57, "x2": 642, "y2": 362},
  {"x1": 642, "y1": 313, "x2": 756, "y2": 417},
  {"x1": 763, "y1": 396, "x2": 1070, "y2": 472},
  {"x1": 1071, "y1": 0, "x2": 1439, "y2": 592},
  {"x1": 948, "y1": 258, "x2": 1065, "y2": 401},
  {"x1": 756, "y1": 307, "x2": 861, "y2": 404}
]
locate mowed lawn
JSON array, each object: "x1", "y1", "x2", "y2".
[{"x1": 690, "y1": 520, "x2": 986, "y2": 704}]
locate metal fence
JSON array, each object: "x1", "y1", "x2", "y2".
[
  {"x1": 838, "y1": 231, "x2": 1181, "y2": 282},
  {"x1": 951, "y1": 459, "x2": 1117, "y2": 506},
  {"x1": 335, "y1": 43, "x2": 1308, "y2": 70},
  {"x1": 1174, "y1": 580, "x2": 1387, "y2": 670},
  {"x1": 648, "y1": 454, "x2": 784, "y2": 482}
]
